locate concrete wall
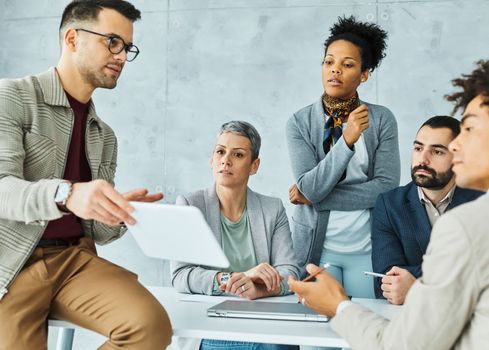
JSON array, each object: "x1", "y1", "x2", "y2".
[{"x1": 1, "y1": 1, "x2": 488, "y2": 347}]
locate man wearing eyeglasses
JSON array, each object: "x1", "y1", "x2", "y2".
[{"x1": 0, "y1": 1, "x2": 172, "y2": 349}]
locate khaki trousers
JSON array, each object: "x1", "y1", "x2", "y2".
[{"x1": 0, "y1": 237, "x2": 172, "y2": 350}]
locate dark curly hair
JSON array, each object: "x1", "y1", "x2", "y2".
[
  {"x1": 446, "y1": 60, "x2": 489, "y2": 114},
  {"x1": 324, "y1": 15, "x2": 388, "y2": 72}
]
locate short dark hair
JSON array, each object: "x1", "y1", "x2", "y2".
[
  {"x1": 446, "y1": 60, "x2": 489, "y2": 114},
  {"x1": 60, "y1": 0, "x2": 141, "y2": 37},
  {"x1": 419, "y1": 116, "x2": 461, "y2": 139},
  {"x1": 324, "y1": 15, "x2": 388, "y2": 72}
]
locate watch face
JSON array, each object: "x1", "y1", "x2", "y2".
[
  {"x1": 55, "y1": 182, "x2": 71, "y2": 202},
  {"x1": 220, "y1": 273, "x2": 231, "y2": 284}
]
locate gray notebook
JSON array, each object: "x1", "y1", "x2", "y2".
[{"x1": 207, "y1": 300, "x2": 329, "y2": 322}]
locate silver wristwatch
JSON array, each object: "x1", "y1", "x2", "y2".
[
  {"x1": 219, "y1": 272, "x2": 232, "y2": 284},
  {"x1": 54, "y1": 181, "x2": 73, "y2": 211}
]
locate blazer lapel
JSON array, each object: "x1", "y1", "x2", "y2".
[
  {"x1": 38, "y1": 69, "x2": 72, "y2": 178},
  {"x1": 246, "y1": 188, "x2": 270, "y2": 263},
  {"x1": 360, "y1": 101, "x2": 376, "y2": 179},
  {"x1": 84, "y1": 103, "x2": 104, "y2": 179},
  {"x1": 52, "y1": 111, "x2": 73, "y2": 178},
  {"x1": 406, "y1": 183, "x2": 432, "y2": 253},
  {"x1": 312, "y1": 97, "x2": 326, "y2": 160},
  {"x1": 206, "y1": 186, "x2": 223, "y2": 246}
]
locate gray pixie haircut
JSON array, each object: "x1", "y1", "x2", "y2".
[{"x1": 218, "y1": 121, "x2": 261, "y2": 160}]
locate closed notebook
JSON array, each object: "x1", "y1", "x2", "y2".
[{"x1": 207, "y1": 300, "x2": 329, "y2": 322}]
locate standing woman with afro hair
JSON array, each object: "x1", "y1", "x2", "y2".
[{"x1": 286, "y1": 16, "x2": 400, "y2": 299}]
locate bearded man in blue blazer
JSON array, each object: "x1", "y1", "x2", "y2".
[{"x1": 371, "y1": 115, "x2": 483, "y2": 304}]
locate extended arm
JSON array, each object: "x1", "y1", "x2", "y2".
[{"x1": 331, "y1": 213, "x2": 477, "y2": 350}]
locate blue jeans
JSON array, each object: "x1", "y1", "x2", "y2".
[
  {"x1": 319, "y1": 249, "x2": 375, "y2": 298},
  {"x1": 200, "y1": 339, "x2": 299, "y2": 350}
]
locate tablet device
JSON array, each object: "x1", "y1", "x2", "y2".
[
  {"x1": 207, "y1": 300, "x2": 329, "y2": 322},
  {"x1": 127, "y1": 202, "x2": 230, "y2": 268}
]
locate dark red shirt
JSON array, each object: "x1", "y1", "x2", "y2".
[{"x1": 42, "y1": 92, "x2": 92, "y2": 239}]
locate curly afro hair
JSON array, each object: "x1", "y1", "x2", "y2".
[
  {"x1": 324, "y1": 15, "x2": 388, "y2": 72},
  {"x1": 446, "y1": 60, "x2": 489, "y2": 114}
]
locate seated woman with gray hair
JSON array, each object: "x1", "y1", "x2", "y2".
[{"x1": 171, "y1": 121, "x2": 300, "y2": 350}]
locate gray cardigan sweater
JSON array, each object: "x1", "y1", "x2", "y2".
[
  {"x1": 171, "y1": 186, "x2": 300, "y2": 295},
  {"x1": 286, "y1": 97, "x2": 400, "y2": 274}
]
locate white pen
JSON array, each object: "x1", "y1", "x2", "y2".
[{"x1": 363, "y1": 271, "x2": 387, "y2": 278}]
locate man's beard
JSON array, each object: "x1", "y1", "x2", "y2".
[
  {"x1": 78, "y1": 60, "x2": 119, "y2": 90},
  {"x1": 411, "y1": 165, "x2": 454, "y2": 189}
]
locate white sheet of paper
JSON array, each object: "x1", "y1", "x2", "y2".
[{"x1": 178, "y1": 293, "x2": 297, "y2": 304}]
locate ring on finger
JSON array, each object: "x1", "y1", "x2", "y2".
[
  {"x1": 241, "y1": 285, "x2": 246, "y2": 292},
  {"x1": 301, "y1": 298, "x2": 306, "y2": 305}
]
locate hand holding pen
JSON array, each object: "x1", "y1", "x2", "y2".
[
  {"x1": 363, "y1": 271, "x2": 387, "y2": 278},
  {"x1": 296, "y1": 263, "x2": 331, "y2": 303},
  {"x1": 379, "y1": 267, "x2": 416, "y2": 305},
  {"x1": 287, "y1": 263, "x2": 349, "y2": 317}
]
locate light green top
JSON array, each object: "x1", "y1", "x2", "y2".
[
  {"x1": 221, "y1": 208, "x2": 257, "y2": 272},
  {"x1": 210, "y1": 205, "x2": 286, "y2": 296}
]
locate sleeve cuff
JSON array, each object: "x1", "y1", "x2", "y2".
[
  {"x1": 278, "y1": 282, "x2": 286, "y2": 296},
  {"x1": 340, "y1": 135, "x2": 355, "y2": 152},
  {"x1": 211, "y1": 273, "x2": 224, "y2": 295},
  {"x1": 336, "y1": 300, "x2": 354, "y2": 315}
]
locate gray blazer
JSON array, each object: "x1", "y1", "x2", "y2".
[
  {"x1": 331, "y1": 193, "x2": 489, "y2": 350},
  {"x1": 171, "y1": 186, "x2": 300, "y2": 295},
  {"x1": 286, "y1": 97, "x2": 400, "y2": 272}
]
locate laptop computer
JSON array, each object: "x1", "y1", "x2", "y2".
[
  {"x1": 207, "y1": 300, "x2": 329, "y2": 322},
  {"x1": 127, "y1": 202, "x2": 230, "y2": 268}
]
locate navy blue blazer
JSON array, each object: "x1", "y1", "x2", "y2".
[{"x1": 371, "y1": 181, "x2": 483, "y2": 298}]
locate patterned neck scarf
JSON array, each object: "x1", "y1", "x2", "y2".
[
  {"x1": 322, "y1": 92, "x2": 360, "y2": 154},
  {"x1": 322, "y1": 92, "x2": 360, "y2": 182}
]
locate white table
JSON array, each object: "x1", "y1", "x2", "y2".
[
  {"x1": 49, "y1": 286, "x2": 401, "y2": 349},
  {"x1": 150, "y1": 287, "x2": 400, "y2": 348}
]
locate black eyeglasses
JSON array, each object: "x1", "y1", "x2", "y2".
[{"x1": 75, "y1": 28, "x2": 139, "y2": 62}]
